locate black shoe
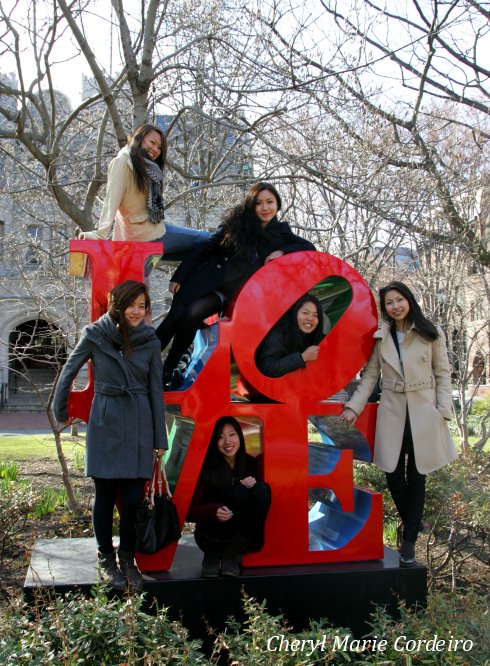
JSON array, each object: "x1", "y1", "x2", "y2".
[
  {"x1": 163, "y1": 368, "x2": 184, "y2": 391},
  {"x1": 118, "y1": 550, "x2": 143, "y2": 592},
  {"x1": 177, "y1": 346, "x2": 193, "y2": 371},
  {"x1": 201, "y1": 553, "x2": 220, "y2": 578},
  {"x1": 98, "y1": 550, "x2": 126, "y2": 590},
  {"x1": 399, "y1": 540, "x2": 416, "y2": 567},
  {"x1": 221, "y1": 553, "x2": 242, "y2": 578}
]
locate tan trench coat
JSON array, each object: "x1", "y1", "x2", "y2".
[
  {"x1": 345, "y1": 322, "x2": 458, "y2": 474},
  {"x1": 82, "y1": 146, "x2": 165, "y2": 242}
]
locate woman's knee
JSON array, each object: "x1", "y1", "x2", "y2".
[{"x1": 251, "y1": 480, "x2": 272, "y2": 505}]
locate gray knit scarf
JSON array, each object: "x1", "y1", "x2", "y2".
[{"x1": 144, "y1": 158, "x2": 165, "y2": 223}]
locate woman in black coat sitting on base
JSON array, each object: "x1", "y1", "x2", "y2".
[
  {"x1": 155, "y1": 182, "x2": 316, "y2": 389},
  {"x1": 256, "y1": 293, "x2": 324, "y2": 377},
  {"x1": 188, "y1": 417, "x2": 271, "y2": 578}
]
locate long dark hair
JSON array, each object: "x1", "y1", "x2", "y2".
[
  {"x1": 128, "y1": 124, "x2": 167, "y2": 192},
  {"x1": 201, "y1": 417, "x2": 249, "y2": 490},
  {"x1": 379, "y1": 281, "x2": 438, "y2": 341},
  {"x1": 221, "y1": 182, "x2": 282, "y2": 254},
  {"x1": 286, "y1": 293, "x2": 324, "y2": 350},
  {"x1": 108, "y1": 280, "x2": 150, "y2": 353}
]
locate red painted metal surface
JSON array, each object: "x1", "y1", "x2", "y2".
[{"x1": 66, "y1": 241, "x2": 383, "y2": 572}]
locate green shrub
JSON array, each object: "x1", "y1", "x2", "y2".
[
  {"x1": 0, "y1": 587, "x2": 207, "y2": 665},
  {"x1": 0, "y1": 479, "x2": 37, "y2": 562},
  {"x1": 72, "y1": 450, "x2": 85, "y2": 473},
  {"x1": 365, "y1": 589, "x2": 489, "y2": 665},
  {"x1": 0, "y1": 461, "x2": 19, "y2": 481},
  {"x1": 32, "y1": 487, "x2": 67, "y2": 518},
  {"x1": 0, "y1": 588, "x2": 487, "y2": 665}
]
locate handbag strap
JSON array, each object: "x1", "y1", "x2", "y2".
[
  {"x1": 158, "y1": 456, "x2": 173, "y2": 499},
  {"x1": 147, "y1": 456, "x2": 172, "y2": 506}
]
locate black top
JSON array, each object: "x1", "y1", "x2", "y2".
[{"x1": 171, "y1": 218, "x2": 316, "y2": 305}]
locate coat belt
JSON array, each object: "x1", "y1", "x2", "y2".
[
  {"x1": 382, "y1": 377, "x2": 434, "y2": 392},
  {"x1": 94, "y1": 382, "x2": 148, "y2": 396}
]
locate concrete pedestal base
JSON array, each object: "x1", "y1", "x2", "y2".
[{"x1": 24, "y1": 535, "x2": 427, "y2": 638}]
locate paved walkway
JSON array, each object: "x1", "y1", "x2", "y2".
[{"x1": 0, "y1": 412, "x2": 64, "y2": 435}]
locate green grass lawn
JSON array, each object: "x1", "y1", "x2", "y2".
[{"x1": 0, "y1": 433, "x2": 86, "y2": 461}]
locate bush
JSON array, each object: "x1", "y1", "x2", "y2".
[
  {"x1": 354, "y1": 451, "x2": 490, "y2": 590},
  {"x1": 0, "y1": 589, "x2": 487, "y2": 665},
  {"x1": 0, "y1": 461, "x2": 19, "y2": 481},
  {"x1": 0, "y1": 478, "x2": 37, "y2": 563},
  {"x1": 365, "y1": 589, "x2": 489, "y2": 665},
  {"x1": 0, "y1": 587, "x2": 207, "y2": 665}
]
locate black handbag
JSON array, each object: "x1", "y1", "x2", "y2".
[{"x1": 135, "y1": 457, "x2": 181, "y2": 554}]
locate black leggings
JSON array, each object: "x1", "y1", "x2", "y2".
[
  {"x1": 385, "y1": 415, "x2": 426, "y2": 544},
  {"x1": 92, "y1": 478, "x2": 146, "y2": 554},
  {"x1": 155, "y1": 293, "x2": 222, "y2": 375}
]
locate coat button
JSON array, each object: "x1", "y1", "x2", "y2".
[{"x1": 217, "y1": 264, "x2": 222, "y2": 268}]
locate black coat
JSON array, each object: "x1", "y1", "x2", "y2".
[
  {"x1": 187, "y1": 454, "x2": 259, "y2": 523},
  {"x1": 171, "y1": 218, "x2": 316, "y2": 304},
  {"x1": 255, "y1": 325, "x2": 307, "y2": 378},
  {"x1": 52, "y1": 314, "x2": 167, "y2": 479}
]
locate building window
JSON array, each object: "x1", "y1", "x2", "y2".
[
  {"x1": 25, "y1": 225, "x2": 41, "y2": 265},
  {"x1": 0, "y1": 220, "x2": 4, "y2": 258}
]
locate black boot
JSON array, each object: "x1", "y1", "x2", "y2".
[
  {"x1": 221, "y1": 549, "x2": 242, "y2": 578},
  {"x1": 399, "y1": 540, "x2": 416, "y2": 567},
  {"x1": 97, "y1": 550, "x2": 126, "y2": 590},
  {"x1": 118, "y1": 550, "x2": 143, "y2": 592},
  {"x1": 201, "y1": 552, "x2": 221, "y2": 578}
]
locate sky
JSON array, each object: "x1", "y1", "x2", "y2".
[{"x1": 2, "y1": 0, "x2": 122, "y2": 106}]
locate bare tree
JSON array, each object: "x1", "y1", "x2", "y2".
[
  {"x1": 0, "y1": 0, "x2": 263, "y2": 233},
  {"x1": 0, "y1": 224, "x2": 88, "y2": 512},
  {"x1": 244, "y1": 0, "x2": 490, "y2": 267}
]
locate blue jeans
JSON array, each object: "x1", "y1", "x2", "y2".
[
  {"x1": 145, "y1": 224, "x2": 209, "y2": 275},
  {"x1": 159, "y1": 224, "x2": 209, "y2": 259}
]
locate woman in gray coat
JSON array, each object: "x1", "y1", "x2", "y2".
[
  {"x1": 53, "y1": 280, "x2": 167, "y2": 591},
  {"x1": 341, "y1": 282, "x2": 457, "y2": 567}
]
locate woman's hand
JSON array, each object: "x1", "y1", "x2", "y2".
[
  {"x1": 240, "y1": 476, "x2": 257, "y2": 489},
  {"x1": 217, "y1": 506, "x2": 233, "y2": 522},
  {"x1": 169, "y1": 281, "x2": 181, "y2": 295},
  {"x1": 264, "y1": 250, "x2": 284, "y2": 264},
  {"x1": 340, "y1": 408, "x2": 357, "y2": 426},
  {"x1": 154, "y1": 449, "x2": 166, "y2": 459},
  {"x1": 302, "y1": 345, "x2": 320, "y2": 363}
]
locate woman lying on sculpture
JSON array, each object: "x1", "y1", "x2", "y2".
[
  {"x1": 255, "y1": 293, "x2": 324, "y2": 377},
  {"x1": 188, "y1": 417, "x2": 271, "y2": 578},
  {"x1": 155, "y1": 181, "x2": 316, "y2": 389}
]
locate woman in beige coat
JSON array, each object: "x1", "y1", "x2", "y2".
[
  {"x1": 79, "y1": 124, "x2": 208, "y2": 258},
  {"x1": 341, "y1": 281, "x2": 457, "y2": 567}
]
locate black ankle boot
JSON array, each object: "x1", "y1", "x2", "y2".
[
  {"x1": 221, "y1": 549, "x2": 242, "y2": 578},
  {"x1": 98, "y1": 550, "x2": 126, "y2": 590},
  {"x1": 118, "y1": 550, "x2": 143, "y2": 592},
  {"x1": 399, "y1": 540, "x2": 416, "y2": 567},
  {"x1": 201, "y1": 552, "x2": 221, "y2": 578}
]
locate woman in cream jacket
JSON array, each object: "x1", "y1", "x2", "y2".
[
  {"x1": 341, "y1": 281, "x2": 457, "y2": 567},
  {"x1": 79, "y1": 124, "x2": 208, "y2": 258}
]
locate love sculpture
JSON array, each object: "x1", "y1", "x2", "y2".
[{"x1": 67, "y1": 240, "x2": 383, "y2": 572}]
